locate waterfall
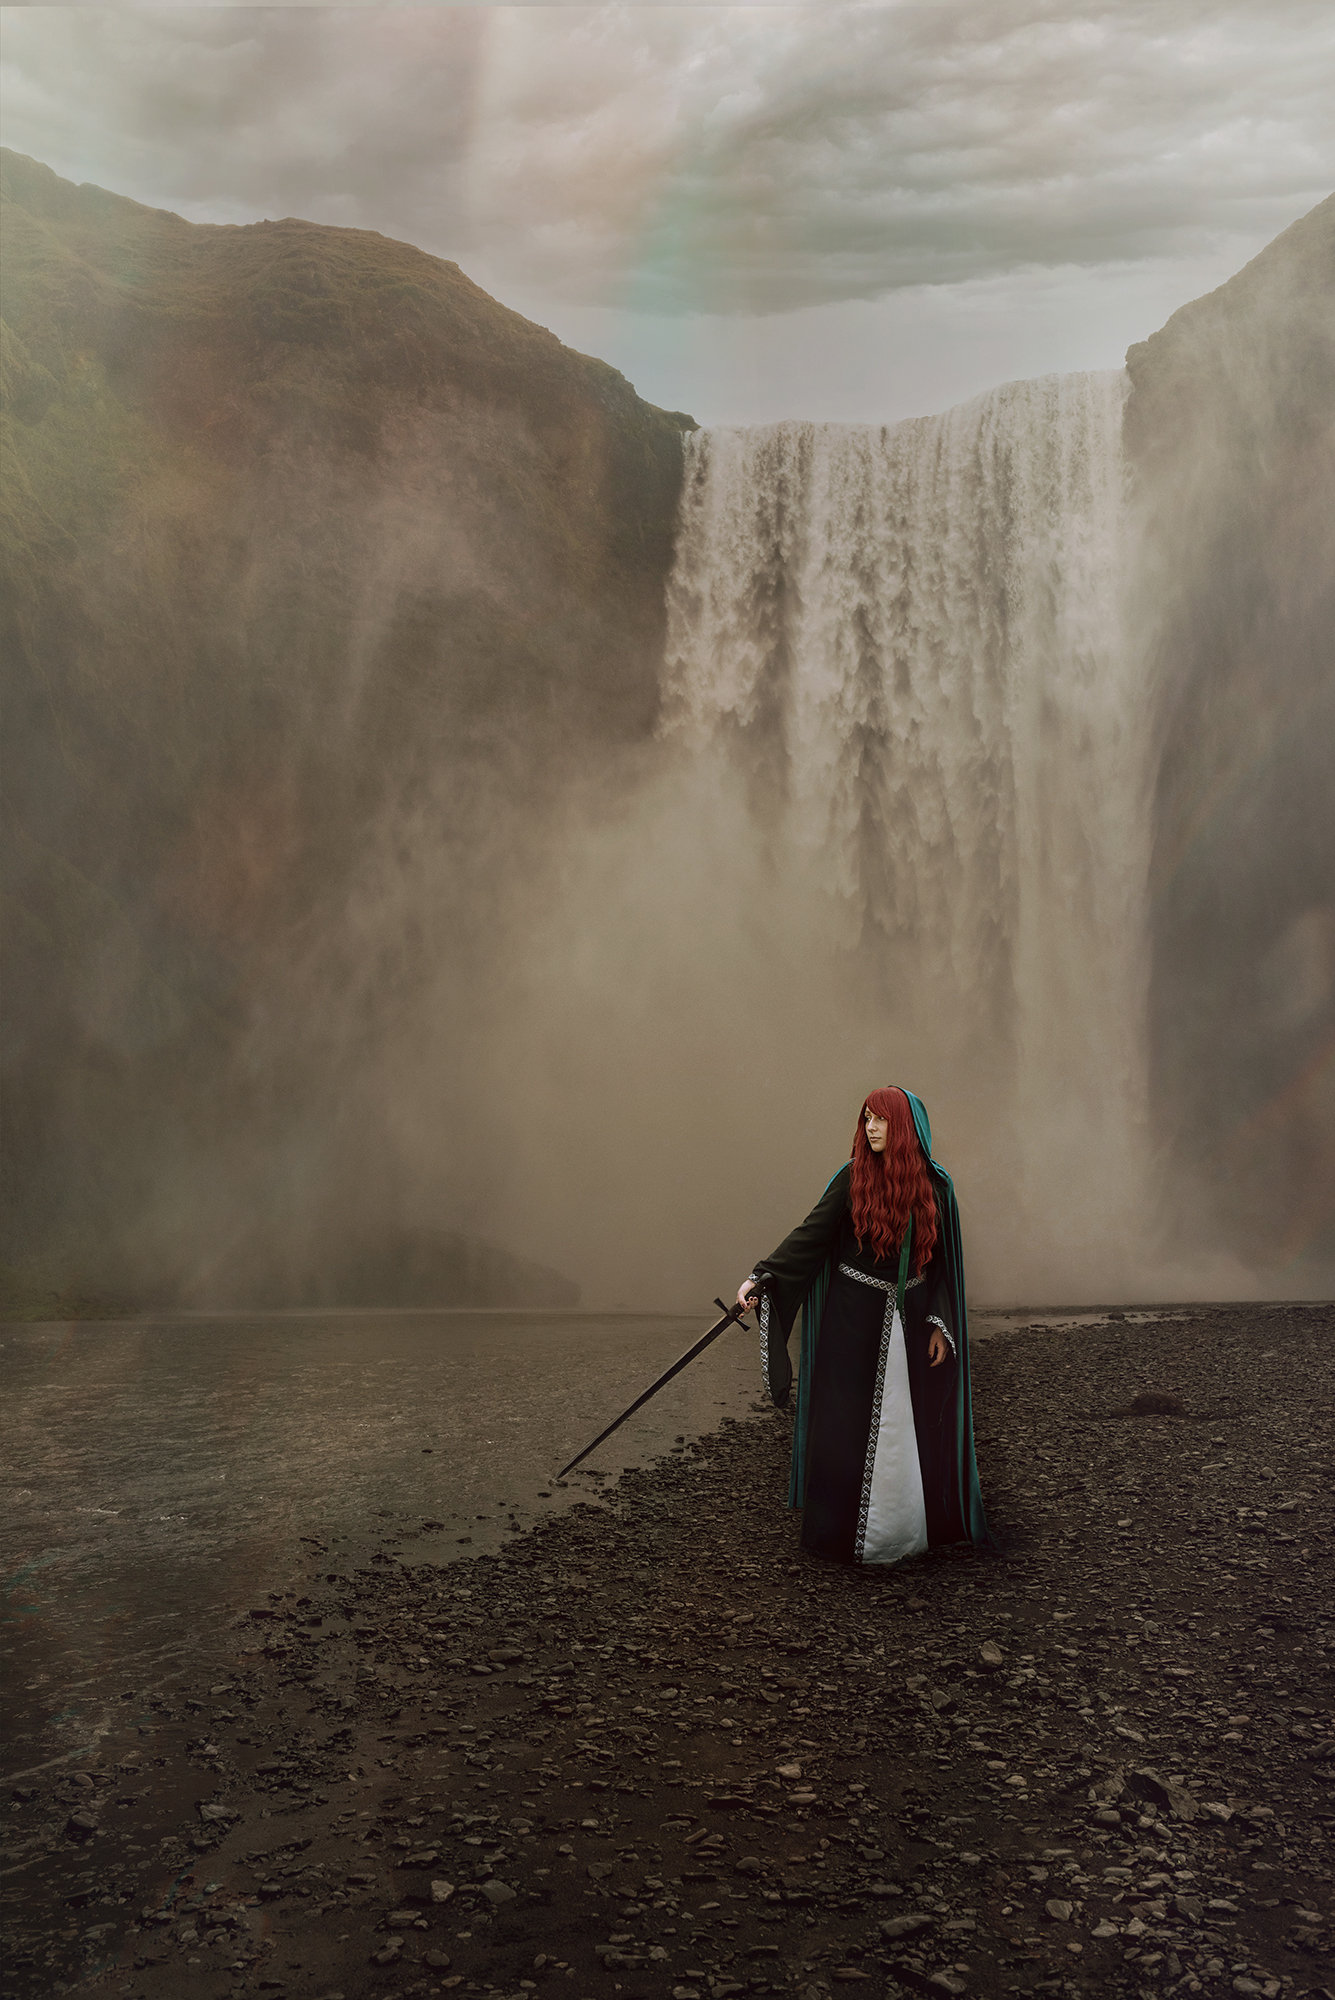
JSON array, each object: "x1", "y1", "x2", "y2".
[{"x1": 662, "y1": 373, "x2": 1152, "y2": 1291}]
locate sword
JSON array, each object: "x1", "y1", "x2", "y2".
[{"x1": 555, "y1": 1295, "x2": 757, "y2": 1481}]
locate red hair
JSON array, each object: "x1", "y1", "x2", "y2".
[{"x1": 850, "y1": 1087, "x2": 938, "y2": 1274}]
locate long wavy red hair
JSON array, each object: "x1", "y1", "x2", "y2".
[{"x1": 850, "y1": 1087, "x2": 938, "y2": 1273}]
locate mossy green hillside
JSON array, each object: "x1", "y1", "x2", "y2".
[{"x1": 1, "y1": 148, "x2": 693, "y2": 1307}]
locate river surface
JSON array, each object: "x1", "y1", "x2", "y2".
[
  {"x1": 0, "y1": 1302, "x2": 1137, "y2": 1776},
  {"x1": 0, "y1": 1308, "x2": 781, "y2": 1776}
]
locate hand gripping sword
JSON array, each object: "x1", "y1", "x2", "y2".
[{"x1": 554, "y1": 1295, "x2": 757, "y2": 1482}]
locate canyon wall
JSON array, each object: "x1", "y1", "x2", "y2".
[
  {"x1": 3, "y1": 144, "x2": 1330, "y2": 1307},
  {"x1": 1126, "y1": 195, "x2": 1335, "y2": 1277}
]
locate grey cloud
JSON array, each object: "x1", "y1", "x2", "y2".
[
  {"x1": 2, "y1": 3, "x2": 1332, "y2": 315},
  {"x1": 2, "y1": 8, "x2": 487, "y2": 228}
]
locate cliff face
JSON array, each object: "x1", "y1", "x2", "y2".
[
  {"x1": 1125, "y1": 196, "x2": 1335, "y2": 1273},
  {"x1": 1, "y1": 149, "x2": 691, "y2": 1305},
  {"x1": 6, "y1": 145, "x2": 1330, "y2": 1304}
]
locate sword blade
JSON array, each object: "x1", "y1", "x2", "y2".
[{"x1": 555, "y1": 1298, "x2": 751, "y2": 1481}]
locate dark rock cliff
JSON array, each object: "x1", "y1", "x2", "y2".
[
  {"x1": 1125, "y1": 195, "x2": 1335, "y2": 1274},
  {"x1": 1, "y1": 149, "x2": 693, "y2": 1306}
]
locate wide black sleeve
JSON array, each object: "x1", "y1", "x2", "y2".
[
  {"x1": 750, "y1": 1163, "x2": 851, "y2": 1314},
  {"x1": 923, "y1": 1242, "x2": 956, "y2": 1353}
]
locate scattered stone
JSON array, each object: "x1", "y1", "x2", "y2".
[
  {"x1": 881, "y1": 1913, "x2": 937, "y2": 1940},
  {"x1": 11, "y1": 1301, "x2": 1334, "y2": 2000},
  {"x1": 1126, "y1": 1765, "x2": 1198, "y2": 1820},
  {"x1": 978, "y1": 1641, "x2": 1004, "y2": 1668}
]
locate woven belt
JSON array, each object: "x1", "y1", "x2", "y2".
[
  {"x1": 838, "y1": 1262, "x2": 922, "y2": 1292},
  {"x1": 839, "y1": 1260, "x2": 955, "y2": 1355}
]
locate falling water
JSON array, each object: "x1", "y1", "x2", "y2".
[{"x1": 662, "y1": 373, "x2": 1153, "y2": 1292}]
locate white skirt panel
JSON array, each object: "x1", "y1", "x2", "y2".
[{"x1": 856, "y1": 1297, "x2": 928, "y2": 1565}]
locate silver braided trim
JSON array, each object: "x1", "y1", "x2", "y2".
[
  {"x1": 758, "y1": 1288, "x2": 770, "y2": 1388},
  {"x1": 838, "y1": 1263, "x2": 898, "y2": 1564},
  {"x1": 837, "y1": 1263, "x2": 923, "y2": 1293},
  {"x1": 927, "y1": 1312, "x2": 957, "y2": 1358}
]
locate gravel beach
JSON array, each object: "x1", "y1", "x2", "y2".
[{"x1": 5, "y1": 1305, "x2": 1333, "y2": 2000}]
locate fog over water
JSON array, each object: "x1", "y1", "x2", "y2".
[
  {"x1": 4, "y1": 167, "x2": 1329, "y2": 1314},
  {"x1": 277, "y1": 361, "x2": 1327, "y2": 1314},
  {"x1": 421, "y1": 377, "x2": 1238, "y2": 1307}
]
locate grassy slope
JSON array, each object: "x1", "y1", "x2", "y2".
[{"x1": 0, "y1": 149, "x2": 692, "y2": 1308}]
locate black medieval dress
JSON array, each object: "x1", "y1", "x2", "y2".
[{"x1": 749, "y1": 1091, "x2": 990, "y2": 1565}]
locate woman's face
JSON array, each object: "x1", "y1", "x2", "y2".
[{"x1": 864, "y1": 1106, "x2": 889, "y2": 1153}]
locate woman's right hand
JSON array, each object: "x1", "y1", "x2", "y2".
[{"x1": 737, "y1": 1278, "x2": 759, "y2": 1312}]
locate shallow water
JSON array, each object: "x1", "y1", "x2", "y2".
[
  {"x1": 0, "y1": 1299, "x2": 1193, "y2": 1775},
  {"x1": 0, "y1": 1309, "x2": 765, "y2": 1774}
]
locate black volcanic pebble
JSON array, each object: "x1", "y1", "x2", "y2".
[{"x1": 5, "y1": 1304, "x2": 1334, "y2": 2000}]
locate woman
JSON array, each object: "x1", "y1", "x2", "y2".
[{"x1": 738, "y1": 1086, "x2": 990, "y2": 1565}]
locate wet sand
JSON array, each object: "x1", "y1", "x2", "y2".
[{"x1": 4, "y1": 1304, "x2": 1333, "y2": 2000}]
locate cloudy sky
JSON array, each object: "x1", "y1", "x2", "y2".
[{"x1": 3, "y1": 2, "x2": 1332, "y2": 422}]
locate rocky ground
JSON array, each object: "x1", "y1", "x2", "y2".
[{"x1": 5, "y1": 1305, "x2": 1334, "y2": 2000}]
